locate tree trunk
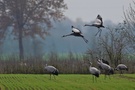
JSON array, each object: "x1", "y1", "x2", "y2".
[
  {"x1": 17, "y1": 8, "x2": 24, "y2": 60},
  {"x1": 18, "y1": 26, "x2": 24, "y2": 60}
]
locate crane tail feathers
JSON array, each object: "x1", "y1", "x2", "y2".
[
  {"x1": 52, "y1": 70, "x2": 59, "y2": 76},
  {"x1": 94, "y1": 73, "x2": 99, "y2": 77}
]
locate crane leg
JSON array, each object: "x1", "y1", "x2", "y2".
[
  {"x1": 121, "y1": 70, "x2": 123, "y2": 74},
  {"x1": 104, "y1": 70, "x2": 109, "y2": 79},
  {"x1": 95, "y1": 76, "x2": 97, "y2": 82},
  {"x1": 104, "y1": 71, "x2": 107, "y2": 79},
  {"x1": 104, "y1": 74, "x2": 106, "y2": 79},
  {"x1": 95, "y1": 28, "x2": 102, "y2": 36},
  {"x1": 92, "y1": 75, "x2": 94, "y2": 83},
  {"x1": 108, "y1": 75, "x2": 111, "y2": 80},
  {"x1": 99, "y1": 29, "x2": 102, "y2": 37},
  {"x1": 82, "y1": 37, "x2": 88, "y2": 43},
  {"x1": 53, "y1": 75, "x2": 56, "y2": 79},
  {"x1": 50, "y1": 74, "x2": 51, "y2": 80},
  {"x1": 95, "y1": 29, "x2": 100, "y2": 36},
  {"x1": 120, "y1": 70, "x2": 123, "y2": 75}
]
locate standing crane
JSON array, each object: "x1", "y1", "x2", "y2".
[
  {"x1": 62, "y1": 26, "x2": 88, "y2": 43},
  {"x1": 98, "y1": 59, "x2": 114, "y2": 75},
  {"x1": 115, "y1": 64, "x2": 128, "y2": 75},
  {"x1": 45, "y1": 64, "x2": 59, "y2": 79},
  {"x1": 84, "y1": 14, "x2": 105, "y2": 36},
  {"x1": 98, "y1": 59, "x2": 109, "y2": 70},
  {"x1": 89, "y1": 62, "x2": 100, "y2": 82},
  {"x1": 96, "y1": 58, "x2": 111, "y2": 79}
]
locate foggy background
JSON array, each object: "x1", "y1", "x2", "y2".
[{"x1": 1, "y1": 17, "x2": 115, "y2": 56}]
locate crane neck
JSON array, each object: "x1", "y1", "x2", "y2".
[
  {"x1": 89, "y1": 62, "x2": 92, "y2": 67},
  {"x1": 45, "y1": 64, "x2": 48, "y2": 67}
]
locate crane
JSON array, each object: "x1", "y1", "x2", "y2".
[
  {"x1": 45, "y1": 64, "x2": 59, "y2": 79},
  {"x1": 62, "y1": 26, "x2": 88, "y2": 43},
  {"x1": 89, "y1": 62, "x2": 100, "y2": 82},
  {"x1": 98, "y1": 59, "x2": 114, "y2": 75},
  {"x1": 102, "y1": 59, "x2": 114, "y2": 75},
  {"x1": 98, "y1": 59, "x2": 109, "y2": 70},
  {"x1": 96, "y1": 57, "x2": 112, "y2": 79},
  {"x1": 84, "y1": 14, "x2": 105, "y2": 36},
  {"x1": 115, "y1": 64, "x2": 128, "y2": 75}
]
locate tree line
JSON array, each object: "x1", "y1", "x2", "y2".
[{"x1": 0, "y1": 52, "x2": 134, "y2": 74}]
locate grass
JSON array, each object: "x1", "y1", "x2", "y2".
[{"x1": 0, "y1": 74, "x2": 134, "y2": 90}]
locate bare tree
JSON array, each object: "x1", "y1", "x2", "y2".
[
  {"x1": 124, "y1": 1, "x2": 135, "y2": 54},
  {"x1": 99, "y1": 25, "x2": 129, "y2": 66},
  {"x1": 86, "y1": 23, "x2": 129, "y2": 67},
  {"x1": 86, "y1": 36, "x2": 102, "y2": 61},
  {"x1": 0, "y1": 0, "x2": 67, "y2": 60}
]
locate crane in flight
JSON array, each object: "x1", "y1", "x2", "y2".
[
  {"x1": 84, "y1": 15, "x2": 105, "y2": 37},
  {"x1": 62, "y1": 26, "x2": 88, "y2": 43}
]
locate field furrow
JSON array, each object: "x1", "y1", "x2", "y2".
[{"x1": 0, "y1": 74, "x2": 134, "y2": 90}]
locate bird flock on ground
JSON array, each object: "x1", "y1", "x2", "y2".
[
  {"x1": 44, "y1": 57, "x2": 128, "y2": 81},
  {"x1": 44, "y1": 15, "x2": 128, "y2": 82},
  {"x1": 89, "y1": 57, "x2": 128, "y2": 82}
]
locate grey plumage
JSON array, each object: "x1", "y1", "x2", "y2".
[
  {"x1": 98, "y1": 59, "x2": 109, "y2": 70},
  {"x1": 84, "y1": 15, "x2": 105, "y2": 36},
  {"x1": 98, "y1": 59, "x2": 114, "y2": 75},
  {"x1": 45, "y1": 64, "x2": 59, "y2": 79},
  {"x1": 97, "y1": 58, "x2": 112, "y2": 79},
  {"x1": 108, "y1": 67, "x2": 114, "y2": 75},
  {"x1": 89, "y1": 62, "x2": 100, "y2": 82},
  {"x1": 115, "y1": 64, "x2": 128, "y2": 75},
  {"x1": 97, "y1": 59, "x2": 111, "y2": 71}
]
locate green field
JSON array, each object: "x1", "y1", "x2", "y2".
[{"x1": 0, "y1": 74, "x2": 134, "y2": 90}]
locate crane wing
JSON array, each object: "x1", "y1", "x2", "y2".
[
  {"x1": 93, "y1": 18, "x2": 102, "y2": 25},
  {"x1": 118, "y1": 64, "x2": 127, "y2": 68},
  {"x1": 45, "y1": 66, "x2": 57, "y2": 72},
  {"x1": 92, "y1": 14, "x2": 104, "y2": 26},
  {"x1": 89, "y1": 67, "x2": 100, "y2": 74}
]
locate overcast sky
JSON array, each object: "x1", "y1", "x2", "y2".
[{"x1": 64, "y1": 0, "x2": 132, "y2": 23}]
